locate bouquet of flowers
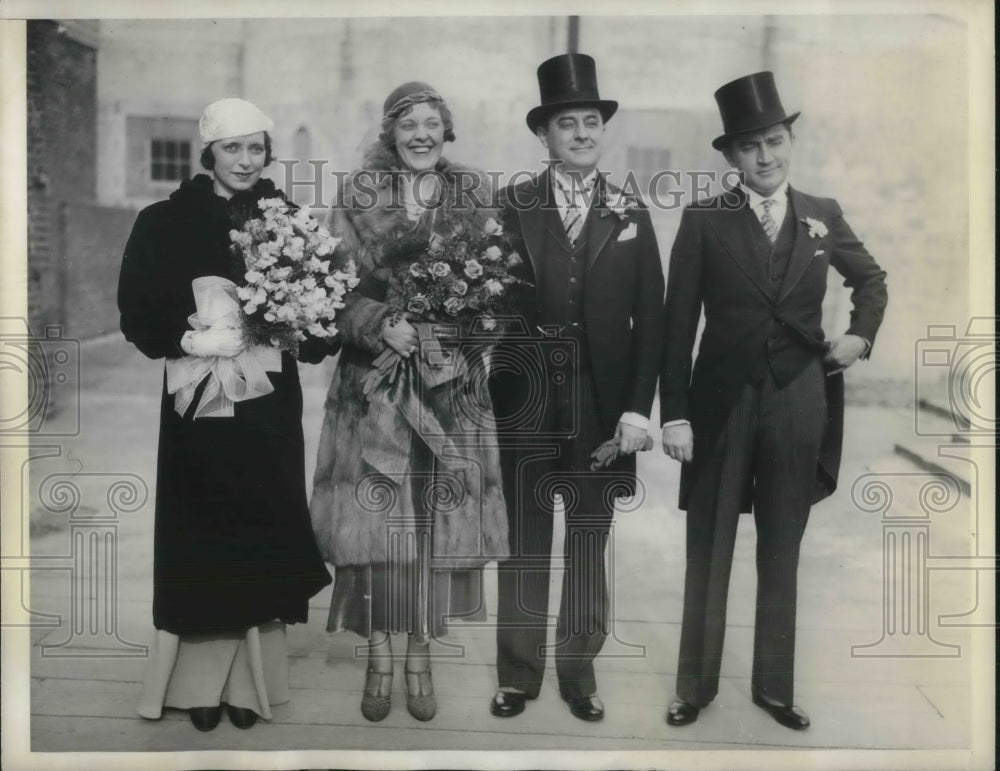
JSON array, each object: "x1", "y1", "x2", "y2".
[
  {"x1": 385, "y1": 214, "x2": 526, "y2": 331},
  {"x1": 229, "y1": 197, "x2": 359, "y2": 350},
  {"x1": 358, "y1": 214, "x2": 528, "y2": 476}
]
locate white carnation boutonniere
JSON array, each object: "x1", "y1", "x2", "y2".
[
  {"x1": 602, "y1": 194, "x2": 640, "y2": 222},
  {"x1": 801, "y1": 217, "x2": 828, "y2": 239}
]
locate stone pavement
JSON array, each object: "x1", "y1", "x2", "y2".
[{"x1": 19, "y1": 333, "x2": 987, "y2": 765}]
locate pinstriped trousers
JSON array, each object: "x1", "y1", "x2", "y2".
[
  {"x1": 676, "y1": 358, "x2": 826, "y2": 707},
  {"x1": 495, "y1": 352, "x2": 624, "y2": 700}
]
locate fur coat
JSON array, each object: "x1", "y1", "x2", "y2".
[{"x1": 309, "y1": 147, "x2": 509, "y2": 568}]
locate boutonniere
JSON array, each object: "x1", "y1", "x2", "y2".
[
  {"x1": 602, "y1": 196, "x2": 639, "y2": 221},
  {"x1": 801, "y1": 217, "x2": 828, "y2": 238}
]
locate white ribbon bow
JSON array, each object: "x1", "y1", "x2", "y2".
[{"x1": 165, "y1": 276, "x2": 281, "y2": 419}]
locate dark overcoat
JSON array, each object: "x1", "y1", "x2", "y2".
[
  {"x1": 659, "y1": 185, "x2": 889, "y2": 510},
  {"x1": 117, "y1": 174, "x2": 333, "y2": 635}
]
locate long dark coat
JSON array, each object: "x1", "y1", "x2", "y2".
[
  {"x1": 309, "y1": 150, "x2": 509, "y2": 568},
  {"x1": 488, "y1": 170, "x2": 666, "y2": 490},
  {"x1": 659, "y1": 185, "x2": 889, "y2": 510},
  {"x1": 117, "y1": 174, "x2": 333, "y2": 635}
]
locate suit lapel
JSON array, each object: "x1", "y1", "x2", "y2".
[
  {"x1": 516, "y1": 169, "x2": 547, "y2": 281},
  {"x1": 778, "y1": 187, "x2": 820, "y2": 302},
  {"x1": 586, "y1": 178, "x2": 618, "y2": 270},
  {"x1": 706, "y1": 187, "x2": 771, "y2": 300}
]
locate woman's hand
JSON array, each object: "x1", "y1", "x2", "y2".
[
  {"x1": 181, "y1": 327, "x2": 246, "y2": 358},
  {"x1": 381, "y1": 316, "x2": 419, "y2": 358}
]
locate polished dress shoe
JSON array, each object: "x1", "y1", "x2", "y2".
[
  {"x1": 489, "y1": 690, "x2": 527, "y2": 717},
  {"x1": 188, "y1": 706, "x2": 222, "y2": 732},
  {"x1": 404, "y1": 667, "x2": 437, "y2": 721},
  {"x1": 360, "y1": 668, "x2": 393, "y2": 722},
  {"x1": 226, "y1": 704, "x2": 258, "y2": 729},
  {"x1": 665, "y1": 698, "x2": 700, "y2": 726},
  {"x1": 752, "y1": 693, "x2": 810, "y2": 730},
  {"x1": 563, "y1": 694, "x2": 605, "y2": 722}
]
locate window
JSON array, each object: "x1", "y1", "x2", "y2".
[
  {"x1": 150, "y1": 139, "x2": 191, "y2": 182},
  {"x1": 126, "y1": 116, "x2": 199, "y2": 199}
]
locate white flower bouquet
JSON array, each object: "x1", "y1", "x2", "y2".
[{"x1": 229, "y1": 197, "x2": 359, "y2": 350}]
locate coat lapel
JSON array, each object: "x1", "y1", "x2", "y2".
[
  {"x1": 706, "y1": 187, "x2": 771, "y2": 300},
  {"x1": 586, "y1": 177, "x2": 618, "y2": 270},
  {"x1": 516, "y1": 169, "x2": 547, "y2": 281},
  {"x1": 778, "y1": 187, "x2": 820, "y2": 302}
]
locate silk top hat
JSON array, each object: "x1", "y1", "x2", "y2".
[
  {"x1": 711, "y1": 71, "x2": 800, "y2": 150},
  {"x1": 526, "y1": 53, "x2": 618, "y2": 132}
]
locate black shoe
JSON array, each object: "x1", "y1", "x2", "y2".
[
  {"x1": 563, "y1": 694, "x2": 605, "y2": 722},
  {"x1": 226, "y1": 705, "x2": 258, "y2": 729},
  {"x1": 751, "y1": 693, "x2": 810, "y2": 730},
  {"x1": 666, "y1": 698, "x2": 700, "y2": 726},
  {"x1": 189, "y1": 706, "x2": 222, "y2": 732},
  {"x1": 490, "y1": 690, "x2": 527, "y2": 717}
]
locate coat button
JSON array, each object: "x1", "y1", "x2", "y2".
[{"x1": 570, "y1": 277, "x2": 578, "y2": 284}]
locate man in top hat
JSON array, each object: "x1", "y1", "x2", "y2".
[
  {"x1": 660, "y1": 71, "x2": 888, "y2": 729},
  {"x1": 487, "y1": 53, "x2": 665, "y2": 722}
]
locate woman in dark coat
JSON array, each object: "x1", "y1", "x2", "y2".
[
  {"x1": 119, "y1": 98, "x2": 333, "y2": 731},
  {"x1": 310, "y1": 82, "x2": 509, "y2": 723}
]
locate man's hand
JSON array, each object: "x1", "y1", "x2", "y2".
[
  {"x1": 615, "y1": 421, "x2": 647, "y2": 454},
  {"x1": 662, "y1": 423, "x2": 694, "y2": 463},
  {"x1": 382, "y1": 316, "x2": 419, "y2": 358},
  {"x1": 824, "y1": 333, "x2": 868, "y2": 375}
]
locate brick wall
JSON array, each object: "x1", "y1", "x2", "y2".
[{"x1": 27, "y1": 20, "x2": 98, "y2": 335}]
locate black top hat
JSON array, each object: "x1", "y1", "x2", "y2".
[
  {"x1": 526, "y1": 53, "x2": 618, "y2": 133},
  {"x1": 711, "y1": 71, "x2": 800, "y2": 150}
]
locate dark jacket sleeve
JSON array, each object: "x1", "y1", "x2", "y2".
[
  {"x1": 826, "y1": 200, "x2": 888, "y2": 356},
  {"x1": 626, "y1": 207, "x2": 666, "y2": 418},
  {"x1": 117, "y1": 207, "x2": 190, "y2": 360},
  {"x1": 295, "y1": 334, "x2": 342, "y2": 364},
  {"x1": 659, "y1": 205, "x2": 704, "y2": 425}
]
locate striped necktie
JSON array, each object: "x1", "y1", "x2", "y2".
[
  {"x1": 760, "y1": 199, "x2": 779, "y2": 244},
  {"x1": 556, "y1": 178, "x2": 590, "y2": 245}
]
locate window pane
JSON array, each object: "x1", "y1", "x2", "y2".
[
  {"x1": 179, "y1": 143, "x2": 190, "y2": 160},
  {"x1": 152, "y1": 140, "x2": 162, "y2": 157},
  {"x1": 152, "y1": 162, "x2": 164, "y2": 180},
  {"x1": 180, "y1": 162, "x2": 191, "y2": 179},
  {"x1": 165, "y1": 142, "x2": 177, "y2": 160}
]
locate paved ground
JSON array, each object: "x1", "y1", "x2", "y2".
[{"x1": 14, "y1": 333, "x2": 990, "y2": 767}]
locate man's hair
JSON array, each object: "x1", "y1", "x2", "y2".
[
  {"x1": 200, "y1": 132, "x2": 273, "y2": 170},
  {"x1": 536, "y1": 104, "x2": 605, "y2": 137},
  {"x1": 720, "y1": 121, "x2": 795, "y2": 154}
]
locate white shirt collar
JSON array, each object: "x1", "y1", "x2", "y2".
[
  {"x1": 553, "y1": 167, "x2": 600, "y2": 195},
  {"x1": 741, "y1": 180, "x2": 789, "y2": 209}
]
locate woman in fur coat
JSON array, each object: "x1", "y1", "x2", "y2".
[{"x1": 310, "y1": 82, "x2": 509, "y2": 722}]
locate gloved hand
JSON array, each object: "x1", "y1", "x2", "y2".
[{"x1": 181, "y1": 327, "x2": 245, "y2": 358}]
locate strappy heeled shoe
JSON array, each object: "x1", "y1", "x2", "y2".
[
  {"x1": 404, "y1": 666, "x2": 436, "y2": 721},
  {"x1": 360, "y1": 667, "x2": 393, "y2": 722}
]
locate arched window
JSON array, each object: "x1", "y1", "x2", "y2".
[{"x1": 294, "y1": 125, "x2": 312, "y2": 163}]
